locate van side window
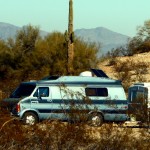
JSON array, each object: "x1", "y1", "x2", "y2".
[
  {"x1": 33, "y1": 87, "x2": 49, "y2": 97},
  {"x1": 85, "y1": 88, "x2": 108, "y2": 97}
]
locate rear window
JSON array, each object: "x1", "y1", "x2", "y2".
[
  {"x1": 85, "y1": 88, "x2": 108, "y2": 97},
  {"x1": 10, "y1": 83, "x2": 36, "y2": 98},
  {"x1": 130, "y1": 90, "x2": 147, "y2": 103}
]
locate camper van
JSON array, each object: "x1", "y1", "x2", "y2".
[
  {"x1": 128, "y1": 83, "x2": 150, "y2": 122},
  {"x1": 4, "y1": 69, "x2": 128, "y2": 126}
]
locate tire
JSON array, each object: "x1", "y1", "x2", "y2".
[
  {"x1": 22, "y1": 112, "x2": 38, "y2": 125},
  {"x1": 87, "y1": 113, "x2": 103, "y2": 127}
]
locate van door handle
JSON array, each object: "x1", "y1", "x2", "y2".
[{"x1": 31, "y1": 101, "x2": 38, "y2": 104}]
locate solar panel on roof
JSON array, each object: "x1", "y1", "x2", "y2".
[{"x1": 91, "y1": 69, "x2": 109, "y2": 78}]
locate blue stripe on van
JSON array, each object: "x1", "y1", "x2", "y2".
[
  {"x1": 37, "y1": 99, "x2": 128, "y2": 105},
  {"x1": 38, "y1": 109, "x2": 127, "y2": 114},
  {"x1": 34, "y1": 99, "x2": 128, "y2": 114},
  {"x1": 52, "y1": 99, "x2": 128, "y2": 105}
]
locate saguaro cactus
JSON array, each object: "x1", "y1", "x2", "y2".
[{"x1": 67, "y1": 0, "x2": 74, "y2": 74}]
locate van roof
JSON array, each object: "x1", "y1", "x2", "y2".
[
  {"x1": 41, "y1": 69, "x2": 109, "y2": 80},
  {"x1": 24, "y1": 69, "x2": 122, "y2": 86},
  {"x1": 37, "y1": 76, "x2": 121, "y2": 86}
]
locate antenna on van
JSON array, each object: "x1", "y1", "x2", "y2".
[{"x1": 91, "y1": 69, "x2": 109, "y2": 78}]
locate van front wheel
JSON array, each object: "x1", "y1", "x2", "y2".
[
  {"x1": 23, "y1": 112, "x2": 38, "y2": 125},
  {"x1": 88, "y1": 113, "x2": 103, "y2": 127}
]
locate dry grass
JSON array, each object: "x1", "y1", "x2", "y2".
[{"x1": 0, "y1": 109, "x2": 149, "y2": 150}]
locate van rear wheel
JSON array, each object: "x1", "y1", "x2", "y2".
[
  {"x1": 88, "y1": 113, "x2": 103, "y2": 127},
  {"x1": 23, "y1": 112, "x2": 38, "y2": 125}
]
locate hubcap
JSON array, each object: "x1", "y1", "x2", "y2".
[
  {"x1": 91, "y1": 116, "x2": 101, "y2": 126},
  {"x1": 26, "y1": 115, "x2": 36, "y2": 125}
]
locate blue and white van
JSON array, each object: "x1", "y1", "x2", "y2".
[{"x1": 4, "y1": 69, "x2": 128, "y2": 126}]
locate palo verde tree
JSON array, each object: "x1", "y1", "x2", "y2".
[
  {"x1": 15, "y1": 24, "x2": 40, "y2": 54},
  {"x1": 12, "y1": 25, "x2": 40, "y2": 79},
  {"x1": 34, "y1": 32, "x2": 99, "y2": 77},
  {"x1": 128, "y1": 20, "x2": 150, "y2": 54},
  {"x1": 137, "y1": 20, "x2": 150, "y2": 40},
  {"x1": 73, "y1": 38, "x2": 99, "y2": 74},
  {"x1": 0, "y1": 39, "x2": 13, "y2": 79},
  {"x1": 34, "y1": 31, "x2": 68, "y2": 76}
]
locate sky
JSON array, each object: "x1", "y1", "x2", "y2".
[{"x1": 0, "y1": 0, "x2": 150, "y2": 37}]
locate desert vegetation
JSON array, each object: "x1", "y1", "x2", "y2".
[
  {"x1": 0, "y1": 25, "x2": 99, "y2": 97},
  {"x1": 100, "y1": 20, "x2": 150, "y2": 92},
  {"x1": 0, "y1": 111, "x2": 149, "y2": 150},
  {"x1": 104, "y1": 20, "x2": 150, "y2": 58},
  {"x1": 0, "y1": 84, "x2": 149, "y2": 149},
  {"x1": 0, "y1": 20, "x2": 150, "y2": 149}
]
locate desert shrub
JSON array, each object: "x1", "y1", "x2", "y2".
[
  {"x1": 132, "y1": 61, "x2": 149, "y2": 82},
  {"x1": 104, "y1": 46, "x2": 132, "y2": 66},
  {"x1": 58, "y1": 85, "x2": 93, "y2": 124},
  {"x1": 112, "y1": 58, "x2": 133, "y2": 92},
  {"x1": 107, "y1": 57, "x2": 117, "y2": 66},
  {"x1": 0, "y1": 85, "x2": 149, "y2": 149},
  {"x1": 113, "y1": 58, "x2": 148, "y2": 92},
  {"x1": 0, "y1": 115, "x2": 149, "y2": 150},
  {"x1": 128, "y1": 95, "x2": 149, "y2": 124}
]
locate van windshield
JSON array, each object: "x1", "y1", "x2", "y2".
[{"x1": 10, "y1": 83, "x2": 36, "y2": 98}]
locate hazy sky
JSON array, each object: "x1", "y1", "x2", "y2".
[{"x1": 0, "y1": 0, "x2": 150, "y2": 37}]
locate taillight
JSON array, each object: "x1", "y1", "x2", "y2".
[
  {"x1": 16, "y1": 103, "x2": 20, "y2": 112},
  {"x1": 121, "y1": 105, "x2": 128, "y2": 109}
]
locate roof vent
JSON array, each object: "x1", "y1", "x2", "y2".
[
  {"x1": 79, "y1": 71, "x2": 93, "y2": 77},
  {"x1": 79, "y1": 69, "x2": 109, "y2": 78}
]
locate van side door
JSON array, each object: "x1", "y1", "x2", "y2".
[{"x1": 30, "y1": 87, "x2": 53, "y2": 120}]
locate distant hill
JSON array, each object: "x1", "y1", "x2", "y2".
[
  {"x1": 0, "y1": 22, "x2": 20, "y2": 40},
  {"x1": 0, "y1": 22, "x2": 48, "y2": 40},
  {"x1": 75, "y1": 27, "x2": 130, "y2": 56},
  {"x1": 0, "y1": 22, "x2": 130, "y2": 56}
]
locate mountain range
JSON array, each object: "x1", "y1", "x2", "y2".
[
  {"x1": 0, "y1": 22, "x2": 130, "y2": 56},
  {"x1": 75, "y1": 27, "x2": 130, "y2": 56}
]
